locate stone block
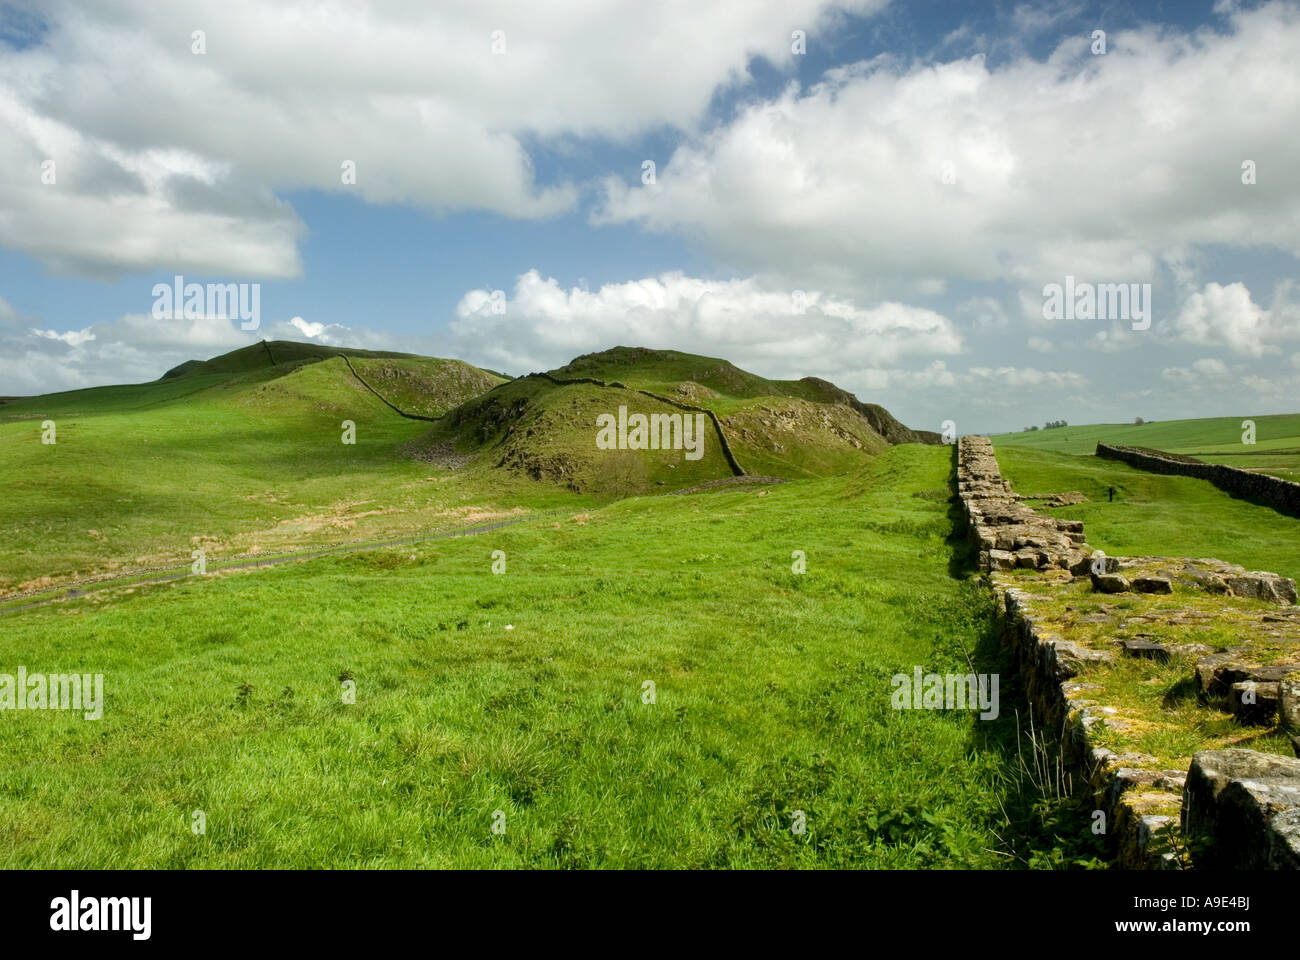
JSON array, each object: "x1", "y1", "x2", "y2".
[{"x1": 1182, "y1": 749, "x2": 1300, "y2": 869}]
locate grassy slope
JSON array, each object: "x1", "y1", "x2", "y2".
[
  {"x1": 0, "y1": 444, "x2": 1090, "y2": 868},
  {"x1": 990, "y1": 443, "x2": 1300, "y2": 582},
  {"x1": 0, "y1": 356, "x2": 565, "y2": 592},
  {"x1": 991, "y1": 413, "x2": 1300, "y2": 481},
  {"x1": 347, "y1": 357, "x2": 505, "y2": 418},
  {"x1": 420, "y1": 377, "x2": 735, "y2": 493},
  {"x1": 426, "y1": 346, "x2": 899, "y2": 486}
]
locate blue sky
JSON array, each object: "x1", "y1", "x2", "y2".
[{"x1": 1, "y1": 0, "x2": 1297, "y2": 433}]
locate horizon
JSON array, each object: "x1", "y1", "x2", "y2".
[{"x1": 5, "y1": 334, "x2": 1294, "y2": 439}]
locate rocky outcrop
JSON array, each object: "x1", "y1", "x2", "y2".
[
  {"x1": 1096, "y1": 443, "x2": 1300, "y2": 519},
  {"x1": 1182, "y1": 750, "x2": 1300, "y2": 869}
]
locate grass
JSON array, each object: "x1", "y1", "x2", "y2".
[
  {"x1": 0, "y1": 444, "x2": 1097, "y2": 868},
  {"x1": 991, "y1": 413, "x2": 1300, "y2": 481},
  {"x1": 0, "y1": 355, "x2": 575, "y2": 593},
  {"x1": 420, "y1": 376, "x2": 737, "y2": 493},
  {"x1": 987, "y1": 443, "x2": 1300, "y2": 583}
]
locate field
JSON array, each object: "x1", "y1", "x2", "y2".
[
  {"x1": 990, "y1": 415, "x2": 1300, "y2": 582},
  {"x1": 987, "y1": 444, "x2": 1300, "y2": 583},
  {"x1": 6, "y1": 345, "x2": 1297, "y2": 869},
  {"x1": 0, "y1": 445, "x2": 1096, "y2": 868},
  {"x1": 991, "y1": 414, "x2": 1300, "y2": 482}
]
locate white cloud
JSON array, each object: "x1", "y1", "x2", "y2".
[
  {"x1": 0, "y1": 0, "x2": 885, "y2": 277},
  {"x1": 1162, "y1": 356, "x2": 1234, "y2": 385},
  {"x1": 450, "y1": 269, "x2": 963, "y2": 376},
  {"x1": 594, "y1": 3, "x2": 1300, "y2": 297},
  {"x1": 1164, "y1": 281, "x2": 1297, "y2": 357},
  {"x1": 966, "y1": 365, "x2": 1087, "y2": 390},
  {"x1": 290, "y1": 317, "x2": 325, "y2": 338}
]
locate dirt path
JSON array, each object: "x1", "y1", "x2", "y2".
[{"x1": 0, "y1": 512, "x2": 556, "y2": 616}]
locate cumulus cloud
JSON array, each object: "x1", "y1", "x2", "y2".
[
  {"x1": 0, "y1": 0, "x2": 884, "y2": 277},
  {"x1": 450, "y1": 269, "x2": 963, "y2": 377},
  {"x1": 289, "y1": 317, "x2": 325, "y2": 338},
  {"x1": 594, "y1": 2, "x2": 1300, "y2": 297},
  {"x1": 1164, "y1": 281, "x2": 1300, "y2": 357}
]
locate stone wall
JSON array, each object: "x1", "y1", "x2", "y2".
[
  {"x1": 1096, "y1": 442, "x2": 1300, "y2": 518},
  {"x1": 956, "y1": 436, "x2": 1300, "y2": 869},
  {"x1": 958, "y1": 436, "x2": 1091, "y2": 574}
]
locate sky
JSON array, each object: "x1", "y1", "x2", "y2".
[{"x1": 1, "y1": 0, "x2": 1298, "y2": 434}]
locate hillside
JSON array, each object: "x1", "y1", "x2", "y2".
[
  {"x1": 550, "y1": 346, "x2": 940, "y2": 443},
  {"x1": 0, "y1": 340, "x2": 930, "y2": 589},
  {"x1": 0, "y1": 343, "x2": 529, "y2": 593},
  {"x1": 992, "y1": 413, "x2": 1300, "y2": 482},
  {"x1": 416, "y1": 346, "x2": 927, "y2": 491}
]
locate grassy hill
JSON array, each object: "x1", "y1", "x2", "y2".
[
  {"x1": 992, "y1": 413, "x2": 1300, "y2": 481},
  {"x1": 416, "y1": 347, "x2": 929, "y2": 491},
  {"x1": 0, "y1": 340, "x2": 924, "y2": 593},
  {"x1": 0, "y1": 344, "x2": 531, "y2": 594},
  {"x1": 551, "y1": 346, "x2": 940, "y2": 443}
]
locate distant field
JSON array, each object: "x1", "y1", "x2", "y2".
[
  {"x1": 991, "y1": 413, "x2": 1300, "y2": 481},
  {"x1": 0, "y1": 445, "x2": 1090, "y2": 868},
  {"x1": 990, "y1": 444, "x2": 1300, "y2": 582}
]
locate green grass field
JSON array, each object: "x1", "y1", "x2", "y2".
[
  {"x1": 991, "y1": 414, "x2": 1300, "y2": 481},
  {"x1": 8, "y1": 342, "x2": 1296, "y2": 869},
  {"x1": 0, "y1": 445, "x2": 1096, "y2": 868}
]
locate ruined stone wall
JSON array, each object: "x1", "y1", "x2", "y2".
[
  {"x1": 958, "y1": 436, "x2": 1090, "y2": 574},
  {"x1": 956, "y1": 436, "x2": 1300, "y2": 869},
  {"x1": 1096, "y1": 442, "x2": 1300, "y2": 519},
  {"x1": 957, "y1": 436, "x2": 1166, "y2": 866}
]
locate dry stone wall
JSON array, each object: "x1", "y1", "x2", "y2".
[
  {"x1": 1097, "y1": 442, "x2": 1300, "y2": 519},
  {"x1": 957, "y1": 435, "x2": 1300, "y2": 869}
]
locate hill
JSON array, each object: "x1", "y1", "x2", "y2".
[
  {"x1": 551, "y1": 346, "x2": 940, "y2": 443},
  {"x1": 0, "y1": 343, "x2": 518, "y2": 593},
  {"x1": 415, "y1": 346, "x2": 930, "y2": 492},
  {"x1": 159, "y1": 340, "x2": 426, "y2": 380},
  {"x1": 0, "y1": 340, "x2": 928, "y2": 590}
]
